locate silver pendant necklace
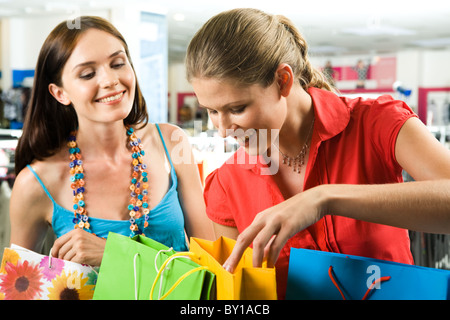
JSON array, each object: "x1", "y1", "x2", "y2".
[{"x1": 272, "y1": 118, "x2": 314, "y2": 174}]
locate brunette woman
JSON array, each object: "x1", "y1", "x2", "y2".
[{"x1": 10, "y1": 16, "x2": 213, "y2": 267}]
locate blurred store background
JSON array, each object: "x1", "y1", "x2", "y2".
[{"x1": 1, "y1": 0, "x2": 450, "y2": 266}]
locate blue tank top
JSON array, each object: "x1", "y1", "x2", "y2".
[{"x1": 27, "y1": 124, "x2": 188, "y2": 251}]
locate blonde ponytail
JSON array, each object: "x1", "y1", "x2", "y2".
[
  {"x1": 275, "y1": 15, "x2": 333, "y2": 91},
  {"x1": 186, "y1": 8, "x2": 334, "y2": 91}
]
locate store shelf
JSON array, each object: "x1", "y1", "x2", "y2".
[{"x1": 0, "y1": 129, "x2": 22, "y2": 139}]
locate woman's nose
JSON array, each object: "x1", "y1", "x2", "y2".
[
  {"x1": 217, "y1": 113, "x2": 233, "y2": 138},
  {"x1": 100, "y1": 69, "x2": 119, "y2": 88}
]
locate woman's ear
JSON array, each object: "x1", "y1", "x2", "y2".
[
  {"x1": 48, "y1": 83, "x2": 71, "y2": 105},
  {"x1": 276, "y1": 64, "x2": 294, "y2": 97}
]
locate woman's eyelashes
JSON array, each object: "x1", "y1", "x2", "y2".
[
  {"x1": 78, "y1": 60, "x2": 126, "y2": 80},
  {"x1": 111, "y1": 62, "x2": 125, "y2": 69},
  {"x1": 79, "y1": 70, "x2": 95, "y2": 80},
  {"x1": 204, "y1": 104, "x2": 247, "y2": 116},
  {"x1": 231, "y1": 106, "x2": 246, "y2": 114}
]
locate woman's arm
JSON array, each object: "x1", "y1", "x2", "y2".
[
  {"x1": 327, "y1": 117, "x2": 450, "y2": 230},
  {"x1": 224, "y1": 117, "x2": 450, "y2": 271},
  {"x1": 10, "y1": 165, "x2": 106, "y2": 266},
  {"x1": 9, "y1": 167, "x2": 51, "y2": 252},
  {"x1": 160, "y1": 124, "x2": 215, "y2": 241}
]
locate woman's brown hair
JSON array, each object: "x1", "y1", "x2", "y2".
[
  {"x1": 186, "y1": 8, "x2": 333, "y2": 91},
  {"x1": 15, "y1": 16, "x2": 148, "y2": 175}
]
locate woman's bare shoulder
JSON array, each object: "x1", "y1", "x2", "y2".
[
  {"x1": 12, "y1": 154, "x2": 66, "y2": 212},
  {"x1": 10, "y1": 161, "x2": 51, "y2": 224},
  {"x1": 154, "y1": 123, "x2": 190, "y2": 148}
]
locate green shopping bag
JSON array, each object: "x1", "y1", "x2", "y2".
[{"x1": 93, "y1": 232, "x2": 215, "y2": 300}]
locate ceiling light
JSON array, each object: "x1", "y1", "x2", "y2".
[
  {"x1": 341, "y1": 26, "x2": 415, "y2": 36},
  {"x1": 309, "y1": 46, "x2": 347, "y2": 54},
  {"x1": 410, "y1": 37, "x2": 450, "y2": 47}
]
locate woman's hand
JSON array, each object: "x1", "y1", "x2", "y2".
[
  {"x1": 223, "y1": 186, "x2": 327, "y2": 272},
  {"x1": 51, "y1": 228, "x2": 106, "y2": 266},
  {"x1": 224, "y1": 178, "x2": 450, "y2": 273}
]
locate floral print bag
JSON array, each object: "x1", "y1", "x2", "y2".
[{"x1": 0, "y1": 244, "x2": 98, "y2": 300}]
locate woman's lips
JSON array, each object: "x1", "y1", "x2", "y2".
[{"x1": 95, "y1": 91, "x2": 125, "y2": 103}]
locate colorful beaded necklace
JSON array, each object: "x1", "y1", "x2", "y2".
[{"x1": 67, "y1": 127, "x2": 150, "y2": 237}]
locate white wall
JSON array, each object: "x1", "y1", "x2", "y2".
[
  {"x1": 390, "y1": 49, "x2": 450, "y2": 111},
  {"x1": 168, "y1": 62, "x2": 193, "y2": 123},
  {"x1": 0, "y1": 21, "x2": 2, "y2": 75},
  {"x1": 0, "y1": 10, "x2": 110, "y2": 89},
  {"x1": 110, "y1": 8, "x2": 141, "y2": 79},
  {"x1": 0, "y1": 19, "x2": 11, "y2": 89},
  {"x1": 8, "y1": 16, "x2": 61, "y2": 69},
  {"x1": 421, "y1": 50, "x2": 450, "y2": 87},
  {"x1": 396, "y1": 50, "x2": 422, "y2": 108}
]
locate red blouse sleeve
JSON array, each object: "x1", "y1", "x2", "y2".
[
  {"x1": 366, "y1": 95, "x2": 417, "y2": 169},
  {"x1": 203, "y1": 168, "x2": 237, "y2": 227}
]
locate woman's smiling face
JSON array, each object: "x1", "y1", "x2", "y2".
[
  {"x1": 191, "y1": 77, "x2": 287, "y2": 156},
  {"x1": 50, "y1": 28, "x2": 136, "y2": 125}
]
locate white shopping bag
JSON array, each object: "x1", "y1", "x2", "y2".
[{"x1": 0, "y1": 244, "x2": 98, "y2": 300}]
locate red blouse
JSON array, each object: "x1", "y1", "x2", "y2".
[{"x1": 204, "y1": 87, "x2": 416, "y2": 299}]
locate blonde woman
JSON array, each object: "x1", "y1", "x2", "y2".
[{"x1": 186, "y1": 8, "x2": 450, "y2": 299}]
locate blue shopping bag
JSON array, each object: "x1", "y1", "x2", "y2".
[{"x1": 286, "y1": 248, "x2": 450, "y2": 300}]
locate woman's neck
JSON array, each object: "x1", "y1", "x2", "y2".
[
  {"x1": 278, "y1": 85, "x2": 314, "y2": 155},
  {"x1": 75, "y1": 122, "x2": 129, "y2": 163}
]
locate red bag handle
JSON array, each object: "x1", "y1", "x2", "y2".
[{"x1": 328, "y1": 266, "x2": 391, "y2": 300}]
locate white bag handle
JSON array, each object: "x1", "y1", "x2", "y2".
[{"x1": 132, "y1": 250, "x2": 207, "y2": 300}]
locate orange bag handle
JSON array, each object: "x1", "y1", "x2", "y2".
[{"x1": 328, "y1": 265, "x2": 391, "y2": 300}]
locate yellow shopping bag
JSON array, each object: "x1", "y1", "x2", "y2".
[{"x1": 189, "y1": 236, "x2": 277, "y2": 300}]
